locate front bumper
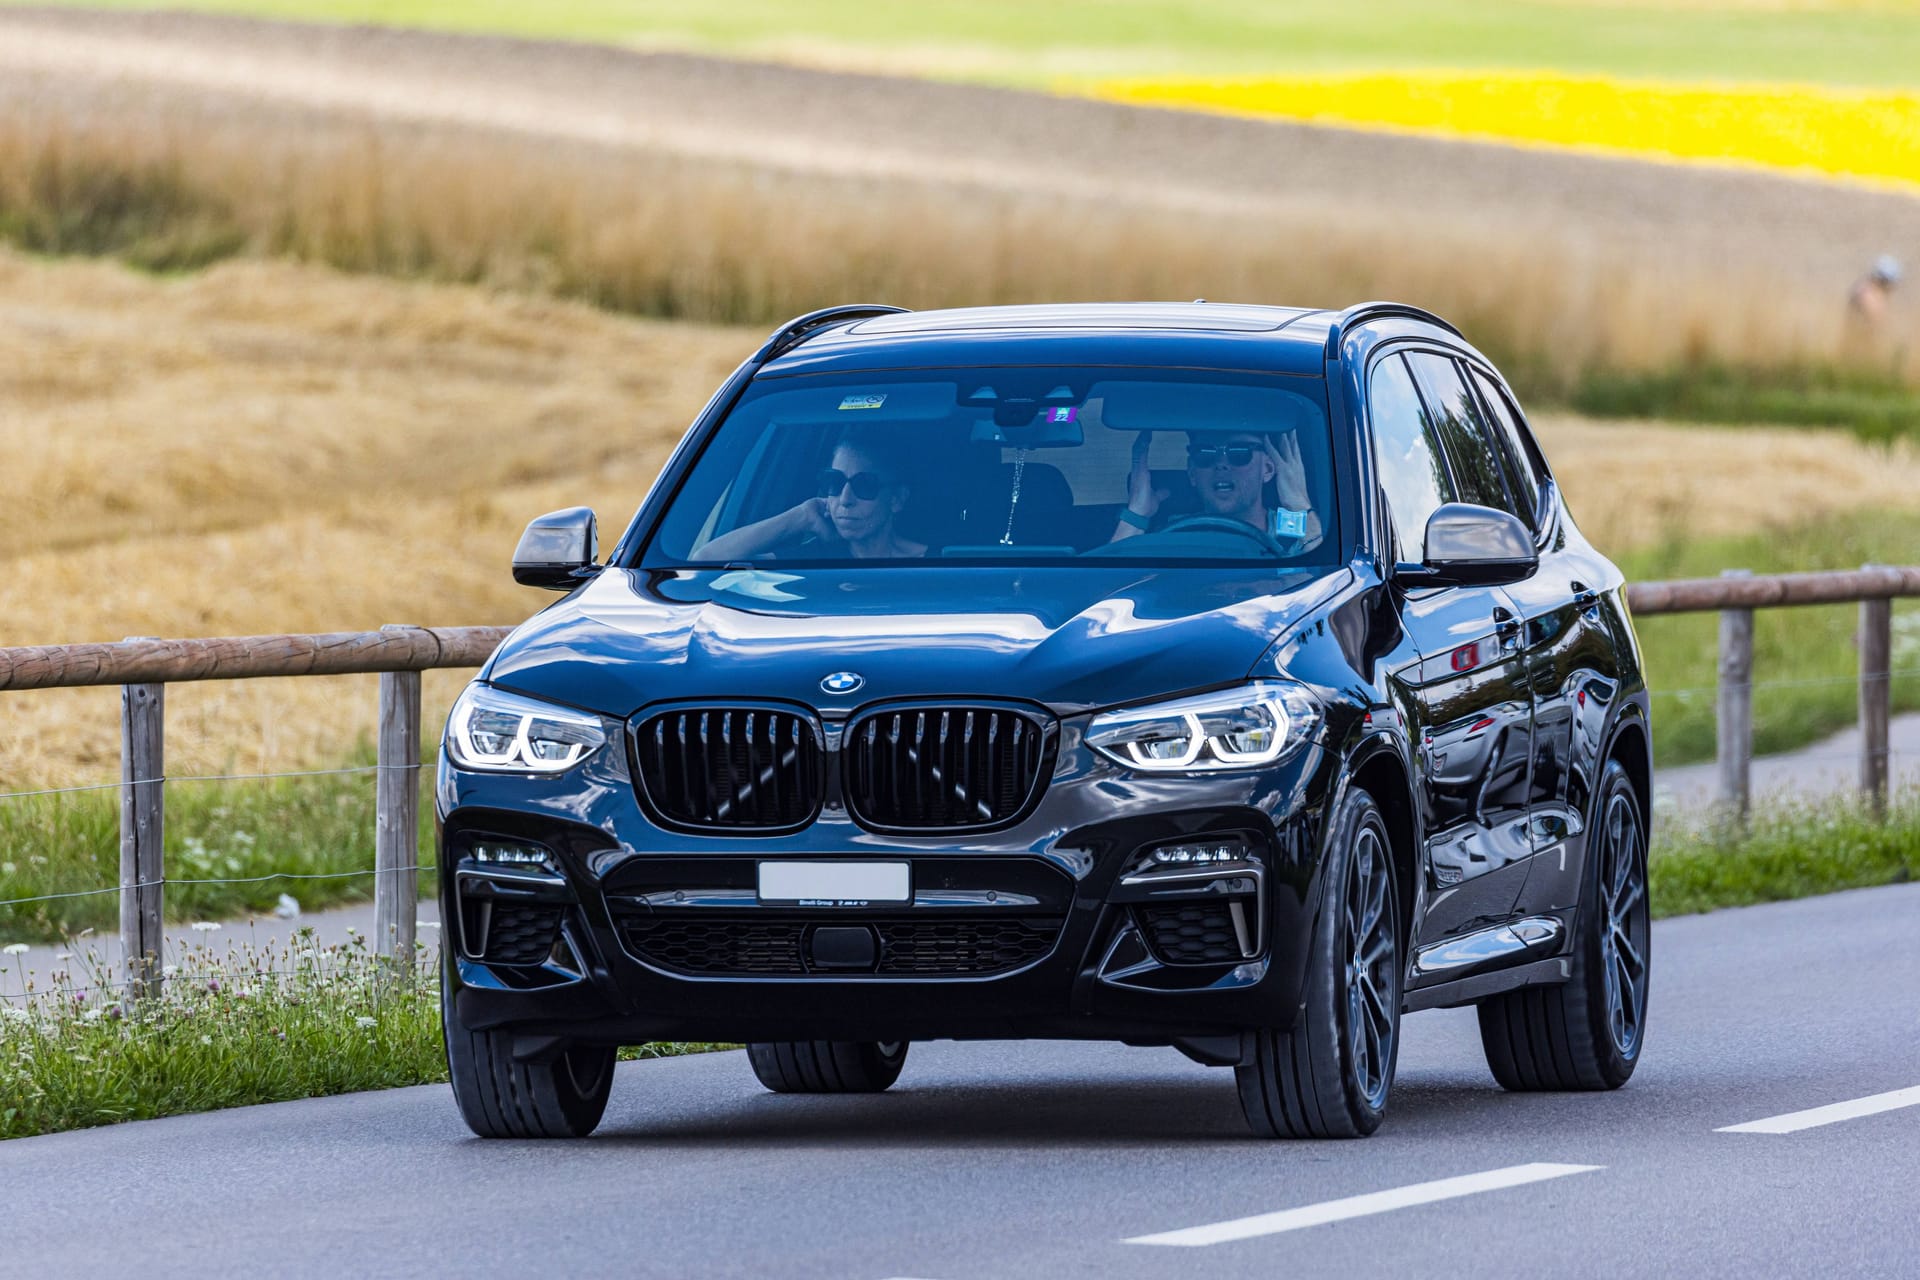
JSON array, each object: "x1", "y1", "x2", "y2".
[{"x1": 437, "y1": 723, "x2": 1337, "y2": 1048}]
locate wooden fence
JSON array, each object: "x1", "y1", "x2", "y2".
[
  {"x1": 0, "y1": 564, "x2": 1913, "y2": 997},
  {"x1": 0, "y1": 625, "x2": 508, "y2": 998}
]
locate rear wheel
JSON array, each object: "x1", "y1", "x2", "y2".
[
  {"x1": 747, "y1": 1040, "x2": 909, "y2": 1093},
  {"x1": 1477, "y1": 756, "x2": 1649, "y2": 1091},
  {"x1": 442, "y1": 972, "x2": 615, "y2": 1138},
  {"x1": 1236, "y1": 785, "x2": 1402, "y2": 1138}
]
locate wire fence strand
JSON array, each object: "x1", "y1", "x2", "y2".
[{"x1": 0, "y1": 866, "x2": 434, "y2": 912}]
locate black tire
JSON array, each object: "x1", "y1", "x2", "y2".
[
  {"x1": 1235, "y1": 785, "x2": 1402, "y2": 1139},
  {"x1": 442, "y1": 972, "x2": 615, "y2": 1138},
  {"x1": 747, "y1": 1040, "x2": 909, "y2": 1093},
  {"x1": 1477, "y1": 756, "x2": 1650, "y2": 1091}
]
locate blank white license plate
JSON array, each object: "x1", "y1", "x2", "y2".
[{"x1": 757, "y1": 860, "x2": 910, "y2": 906}]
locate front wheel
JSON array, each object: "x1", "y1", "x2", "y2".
[
  {"x1": 1477, "y1": 756, "x2": 1650, "y2": 1090},
  {"x1": 442, "y1": 972, "x2": 615, "y2": 1138},
  {"x1": 1236, "y1": 785, "x2": 1402, "y2": 1138},
  {"x1": 747, "y1": 1041, "x2": 909, "y2": 1093}
]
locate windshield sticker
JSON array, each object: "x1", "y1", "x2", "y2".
[
  {"x1": 1041, "y1": 406, "x2": 1079, "y2": 423},
  {"x1": 838, "y1": 394, "x2": 887, "y2": 411}
]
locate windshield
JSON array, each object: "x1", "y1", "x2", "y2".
[{"x1": 642, "y1": 366, "x2": 1337, "y2": 568}]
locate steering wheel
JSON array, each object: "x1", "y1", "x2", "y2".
[{"x1": 1160, "y1": 515, "x2": 1292, "y2": 558}]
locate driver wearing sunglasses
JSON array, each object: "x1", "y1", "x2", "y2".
[
  {"x1": 1111, "y1": 429, "x2": 1321, "y2": 552},
  {"x1": 698, "y1": 430, "x2": 927, "y2": 561}
]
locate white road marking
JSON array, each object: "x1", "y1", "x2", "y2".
[
  {"x1": 1717, "y1": 1084, "x2": 1920, "y2": 1134},
  {"x1": 1125, "y1": 1162, "x2": 1603, "y2": 1247}
]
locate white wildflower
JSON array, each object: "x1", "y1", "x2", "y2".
[
  {"x1": 28, "y1": 855, "x2": 46, "y2": 866},
  {"x1": 354, "y1": 1016, "x2": 376, "y2": 1029},
  {"x1": 2, "y1": 943, "x2": 28, "y2": 955},
  {"x1": 53, "y1": 952, "x2": 72, "y2": 962},
  {"x1": 1, "y1": 1006, "x2": 30, "y2": 1022},
  {"x1": 273, "y1": 893, "x2": 301, "y2": 920},
  {"x1": 81, "y1": 1008, "x2": 103, "y2": 1024},
  {"x1": 199, "y1": 1034, "x2": 212, "y2": 1045},
  {"x1": 189, "y1": 921, "x2": 221, "y2": 933},
  {"x1": 163, "y1": 965, "x2": 178, "y2": 978},
  {"x1": 344, "y1": 926, "x2": 358, "y2": 936},
  {"x1": 1, "y1": 861, "x2": 15, "y2": 874}
]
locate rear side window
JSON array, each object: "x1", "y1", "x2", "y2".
[
  {"x1": 1406, "y1": 352, "x2": 1514, "y2": 516},
  {"x1": 1469, "y1": 368, "x2": 1543, "y2": 526},
  {"x1": 1368, "y1": 354, "x2": 1454, "y2": 565}
]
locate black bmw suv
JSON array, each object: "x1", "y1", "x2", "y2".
[{"x1": 437, "y1": 301, "x2": 1652, "y2": 1140}]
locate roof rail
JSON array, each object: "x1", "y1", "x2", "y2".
[
  {"x1": 754, "y1": 304, "x2": 911, "y2": 362},
  {"x1": 1323, "y1": 301, "x2": 1462, "y2": 357}
]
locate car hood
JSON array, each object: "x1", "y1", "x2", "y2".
[{"x1": 484, "y1": 564, "x2": 1347, "y2": 718}]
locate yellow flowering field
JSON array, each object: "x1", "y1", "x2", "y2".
[{"x1": 1090, "y1": 71, "x2": 1920, "y2": 190}]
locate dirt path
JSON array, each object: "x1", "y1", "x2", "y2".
[{"x1": 3, "y1": 6, "x2": 1918, "y2": 306}]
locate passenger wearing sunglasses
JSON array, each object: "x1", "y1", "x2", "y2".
[
  {"x1": 699, "y1": 432, "x2": 927, "y2": 561},
  {"x1": 1110, "y1": 429, "x2": 1321, "y2": 552}
]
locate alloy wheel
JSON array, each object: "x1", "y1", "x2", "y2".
[
  {"x1": 1597, "y1": 791, "x2": 1650, "y2": 1057},
  {"x1": 1342, "y1": 825, "x2": 1397, "y2": 1109}
]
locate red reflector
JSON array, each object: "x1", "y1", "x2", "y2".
[
  {"x1": 1468, "y1": 717, "x2": 1496, "y2": 734},
  {"x1": 1450, "y1": 643, "x2": 1479, "y2": 672}
]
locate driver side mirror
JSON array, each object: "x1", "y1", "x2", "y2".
[
  {"x1": 1412, "y1": 503, "x2": 1537, "y2": 587},
  {"x1": 512, "y1": 507, "x2": 602, "y2": 591}
]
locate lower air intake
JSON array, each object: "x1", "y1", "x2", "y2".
[
  {"x1": 623, "y1": 915, "x2": 1062, "y2": 977},
  {"x1": 1138, "y1": 903, "x2": 1244, "y2": 965}
]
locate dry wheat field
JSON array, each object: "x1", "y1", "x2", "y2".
[
  {"x1": 6, "y1": 246, "x2": 1920, "y2": 786},
  {"x1": 4, "y1": 9, "x2": 1920, "y2": 788}
]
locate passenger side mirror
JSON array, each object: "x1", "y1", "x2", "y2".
[
  {"x1": 1415, "y1": 503, "x2": 1537, "y2": 587},
  {"x1": 512, "y1": 507, "x2": 602, "y2": 591}
]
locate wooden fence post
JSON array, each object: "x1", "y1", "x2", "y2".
[
  {"x1": 374, "y1": 629, "x2": 422, "y2": 969},
  {"x1": 119, "y1": 677, "x2": 165, "y2": 1000},
  {"x1": 1716, "y1": 569, "x2": 1754, "y2": 820},
  {"x1": 1859, "y1": 569, "x2": 1892, "y2": 818}
]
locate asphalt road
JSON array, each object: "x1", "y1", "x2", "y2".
[{"x1": 5, "y1": 882, "x2": 1917, "y2": 1278}]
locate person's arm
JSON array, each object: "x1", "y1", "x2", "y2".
[
  {"x1": 698, "y1": 498, "x2": 832, "y2": 561},
  {"x1": 1111, "y1": 432, "x2": 1166, "y2": 542},
  {"x1": 1268, "y1": 433, "x2": 1324, "y2": 554}
]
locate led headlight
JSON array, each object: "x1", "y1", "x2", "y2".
[
  {"x1": 1087, "y1": 682, "x2": 1320, "y2": 772},
  {"x1": 445, "y1": 683, "x2": 606, "y2": 773}
]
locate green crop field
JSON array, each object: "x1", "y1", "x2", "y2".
[{"x1": 16, "y1": 0, "x2": 1920, "y2": 87}]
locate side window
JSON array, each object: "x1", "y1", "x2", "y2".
[
  {"x1": 1469, "y1": 368, "x2": 1543, "y2": 526},
  {"x1": 1368, "y1": 353, "x2": 1454, "y2": 565},
  {"x1": 1406, "y1": 352, "x2": 1514, "y2": 515}
]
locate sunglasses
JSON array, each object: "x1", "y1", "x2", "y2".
[
  {"x1": 1188, "y1": 445, "x2": 1259, "y2": 468},
  {"x1": 817, "y1": 469, "x2": 886, "y2": 501}
]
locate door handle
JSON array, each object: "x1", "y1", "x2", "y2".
[
  {"x1": 1493, "y1": 606, "x2": 1522, "y2": 651},
  {"x1": 1571, "y1": 581, "x2": 1600, "y2": 612}
]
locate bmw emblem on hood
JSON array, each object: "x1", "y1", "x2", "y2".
[{"x1": 821, "y1": 671, "x2": 865, "y2": 695}]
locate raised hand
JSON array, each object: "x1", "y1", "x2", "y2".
[
  {"x1": 1126, "y1": 432, "x2": 1168, "y2": 520},
  {"x1": 791, "y1": 496, "x2": 836, "y2": 541},
  {"x1": 1271, "y1": 432, "x2": 1310, "y2": 511}
]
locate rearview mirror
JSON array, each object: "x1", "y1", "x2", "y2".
[
  {"x1": 512, "y1": 507, "x2": 601, "y2": 591},
  {"x1": 1416, "y1": 503, "x2": 1537, "y2": 587}
]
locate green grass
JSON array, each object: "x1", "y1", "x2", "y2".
[
  {"x1": 0, "y1": 932, "x2": 724, "y2": 1140},
  {"x1": 0, "y1": 756, "x2": 437, "y2": 945},
  {"x1": 20, "y1": 0, "x2": 1920, "y2": 87},
  {"x1": 1651, "y1": 796, "x2": 1919, "y2": 918},
  {"x1": 1617, "y1": 508, "x2": 1920, "y2": 766},
  {"x1": 0, "y1": 147, "x2": 245, "y2": 273},
  {"x1": 1572, "y1": 362, "x2": 1920, "y2": 444}
]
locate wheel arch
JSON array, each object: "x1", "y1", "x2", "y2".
[
  {"x1": 1605, "y1": 711, "x2": 1653, "y2": 831},
  {"x1": 1345, "y1": 735, "x2": 1420, "y2": 951}
]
